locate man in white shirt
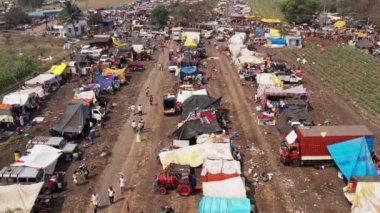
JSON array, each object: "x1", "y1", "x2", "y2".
[
  {"x1": 138, "y1": 104, "x2": 142, "y2": 116},
  {"x1": 131, "y1": 120, "x2": 137, "y2": 130},
  {"x1": 91, "y1": 193, "x2": 100, "y2": 212},
  {"x1": 108, "y1": 187, "x2": 115, "y2": 204},
  {"x1": 119, "y1": 175, "x2": 127, "y2": 193}
]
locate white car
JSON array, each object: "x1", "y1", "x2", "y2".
[
  {"x1": 168, "y1": 60, "x2": 178, "y2": 72},
  {"x1": 99, "y1": 54, "x2": 111, "y2": 62}
]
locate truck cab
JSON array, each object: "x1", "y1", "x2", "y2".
[
  {"x1": 163, "y1": 93, "x2": 177, "y2": 115},
  {"x1": 27, "y1": 136, "x2": 78, "y2": 161},
  {"x1": 0, "y1": 166, "x2": 44, "y2": 185}
]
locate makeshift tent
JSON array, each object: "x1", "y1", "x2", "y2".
[
  {"x1": 275, "y1": 101, "x2": 310, "y2": 134},
  {"x1": 354, "y1": 32, "x2": 367, "y2": 38},
  {"x1": 334, "y1": 20, "x2": 346, "y2": 28},
  {"x1": 159, "y1": 142, "x2": 233, "y2": 169},
  {"x1": 51, "y1": 104, "x2": 89, "y2": 136},
  {"x1": 196, "y1": 134, "x2": 230, "y2": 144},
  {"x1": 94, "y1": 74, "x2": 116, "y2": 91},
  {"x1": 255, "y1": 28, "x2": 265, "y2": 36},
  {"x1": 49, "y1": 63, "x2": 67, "y2": 76},
  {"x1": 263, "y1": 85, "x2": 307, "y2": 99},
  {"x1": 199, "y1": 197, "x2": 251, "y2": 213},
  {"x1": 103, "y1": 68, "x2": 126, "y2": 83},
  {"x1": 268, "y1": 37, "x2": 286, "y2": 45},
  {"x1": 351, "y1": 182, "x2": 380, "y2": 213},
  {"x1": 176, "y1": 89, "x2": 208, "y2": 104},
  {"x1": 285, "y1": 36, "x2": 302, "y2": 48},
  {"x1": 173, "y1": 116, "x2": 222, "y2": 140},
  {"x1": 256, "y1": 73, "x2": 283, "y2": 90},
  {"x1": 202, "y1": 177, "x2": 247, "y2": 198},
  {"x1": 0, "y1": 104, "x2": 13, "y2": 123},
  {"x1": 25, "y1": 74, "x2": 58, "y2": 86},
  {"x1": 181, "y1": 66, "x2": 197, "y2": 74},
  {"x1": 261, "y1": 18, "x2": 281, "y2": 23},
  {"x1": 0, "y1": 182, "x2": 44, "y2": 212},
  {"x1": 112, "y1": 36, "x2": 127, "y2": 46},
  {"x1": 132, "y1": 44, "x2": 144, "y2": 54},
  {"x1": 74, "y1": 90, "x2": 97, "y2": 106},
  {"x1": 2, "y1": 87, "x2": 43, "y2": 106},
  {"x1": 201, "y1": 159, "x2": 241, "y2": 182},
  {"x1": 269, "y1": 28, "x2": 281, "y2": 38},
  {"x1": 12, "y1": 145, "x2": 62, "y2": 174},
  {"x1": 183, "y1": 31, "x2": 200, "y2": 47},
  {"x1": 327, "y1": 137, "x2": 377, "y2": 180},
  {"x1": 181, "y1": 95, "x2": 221, "y2": 119}
]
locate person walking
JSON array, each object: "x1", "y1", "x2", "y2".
[
  {"x1": 149, "y1": 95, "x2": 153, "y2": 106},
  {"x1": 138, "y1": 104, "x2": 142, "y2": 116},
  {"x1": 137, "y1": 119, "x2": 144, "y2": 132},
  {"x1": 108, "y1": 187, "x2": 115, "y2": 204},
  {"x1": 130, "y1": 104, "x2": 136, "y2": 115},
  {"x1": 91, "y1": 193, "x2": 100, "y2": 213},
  {"x1": 131, "y1": 120, "x2": 137, "y2": 131},
  {"x1": 119, "y1": 175, "x2": 127, "y2": 193},
  {"x1": 145, "y1": 87, "x2": 150, "y2": 97},
  {"x1": 73, "y1": 171, "x2": 78, "y2": 185}
]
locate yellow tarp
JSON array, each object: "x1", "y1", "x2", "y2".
[
  {"x1": 269, "y1": 28, "x2": 281, "y2": 38},
  {"x1": 184, "y1": 39, "x2": 198, "y2": 47},
  {"x1": 49, "y1": 64, "x2": 67, "y2": 76},
  {"x1": 354, "y1": 32, "x2": 367, "y2": 38},
  {"x1": 245, "y1": 16, "x2": 255, "y2": 20},
  {"x1": 270, "y1": 74, "x2": 283, "y2": 87},
  {"x1": 334, "y1": 20, "x2": 346, "y2": 28},
  {"x1": 261, "y1": 18, "x2": 281, "y2": 24},
  {"x1": 112, "y1": 37, "x2": 127, "y2": 47},
  {"x1": 103, "y1": 68, "x2": 126, "y2": 83}
]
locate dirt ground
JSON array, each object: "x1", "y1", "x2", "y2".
[{"x1": 1, "y1": 36, "x2": 379, "y2": 213}]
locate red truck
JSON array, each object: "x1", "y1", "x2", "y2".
[{"x1": 280, "y1": 125, "x2": 374, "y2": 167}]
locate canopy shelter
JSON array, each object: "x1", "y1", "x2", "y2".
[
  {"x1": 334, "y1": 20, "x2": 346, "y2": 28},
  {"x1": 261, "y1": 18, "x2": 281, "y2": 24},
  {"x1": 51, "y1": 103, "x2": 89, "y2": 136},
  {"x1": 158, "y1": 142, "x2": 233, "y2": 169},
  {"x1": 73, "y1": 90, "x2": 97, "y2": 106},
  {"x1": 2, "y1": 87, "x2": 41, "y2": 106},
  {"x1": 201, "y1": 159, "x2": 241, "y2": 182},
  {"x1": 173, "y1": 114, "x2": 222, "y2": 140},
  {"x1": 181, "y1": 95, "x2": 221, "y2": 119},
  {"x1": 25, "y1": 74, "x2": 58, "y2": 87},
  {"x1": 0, "y1": 182, "x2": 44, "y2": 212},
  {"x1": 94, "y1": 74, "x2": 117, "y2": 91},
  {"x1": 12, "y1": 144, "x2": 62, "y2": 174},
  {"x1": 267, "y1": 37, "x2": 286, "y2": 48},
  {"x1": 49, "y1": 63, "x2": 67, "y2": 76},
  {"x1": 202, "y1": 176, "x2": 247, "y2": 198},
  {"x1": 255, "y1": 28, "x2": 266, "y2": 36},
  {"x1": 176, "y1": 89, "x2": 208, "y2": 104},
  {"x1": 112, "y1": 37, "x2": 127, "y2": 47},
  {"x1": 327, "y1": 137, "x2": 377, "y2": 180},
  {"x1": 351, "y1": 181, "x2": 380, "y2": 213},
  {"x1": 199, "y1": 197, "x2": 251, "y2": 213},
  {"x1": 275, "y1": 100, "x2": 310, "y2": 134},
  {"x1": 269, "y1": 28, "x2": 281, "y2": 38},
  {"x1": 179, "y1": 66, "x2": 197, "y2": 81},
  {"x1": 103, "y1": 68, "x2": 126, "y2": 83}
]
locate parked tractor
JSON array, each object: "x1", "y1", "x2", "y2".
[{"x1": 154, "y1": 164, "x2": 195, "y2": 196}]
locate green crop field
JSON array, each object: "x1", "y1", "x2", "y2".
[
  {"x1": 0, "y1": 34, "x2": 68, "y2": 91},
  {"x1": 248, "y1": 0, "x2": 284, "y2": 21},
  {"x1": 282, "y1": 41, "x2": 380, "y2": 117},
  {"x1": 43, "y1": 0, "x2": 134, "y2": 10}
]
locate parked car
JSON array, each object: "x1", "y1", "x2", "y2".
[
  {"x1": 99, "y1": 54, "x2": 111, "y2": 62},
  {"x1": 168, "y1": 60, "x2": 178, "y2": 72}
]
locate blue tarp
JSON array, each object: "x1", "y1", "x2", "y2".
[
  {"x1": 199, "y1": 197, "x2": 251, "y2": 213},
  {"x1": 255, "y1": 28, "x2": 265, "y2": 36},
  {"x1": 181, "y1": 66, "x2": 197, "y2": 74},
  {"x1": 327, "y1": 137, "x2": 378, "y2": 180},
  {"x1": 268, "y1": 37, "x2": 286, "y2": 45},
  {"x1": 94, "y1": 75, "x2": 115, "y2": 90}
]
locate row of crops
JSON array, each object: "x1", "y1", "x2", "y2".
[{"x1": 283, "y1": 41, "x2": 380, "y2": 117}]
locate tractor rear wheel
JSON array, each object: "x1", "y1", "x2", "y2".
[
  {"x1": 158, "y1": 187, "x2": 167, "y2": 195},
  {"x1": 290, "y1": 159, "x2": 301, "y2": 167},
  {"x1": 177, "y1": 185, "x2": 191, "y2": 196}
]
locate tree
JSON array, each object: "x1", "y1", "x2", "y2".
[
  {"x1": 59, "y1": 2, "x2": 81, "y2": 36},
  {"x1": 150, "y1": 5, "x2": 169, "y2": 26},
  {"x1": 171, "y1": 2, "x2": 213, "y2": 27},
  {"x1": 88, "y1": 13, "x2": 103, "y2": 26},
  {"x1": 281, "y1": 0, "x2": 319, "y2": 24},
  {"x1": 4, "y1": 7, "x2": 31, "y2": 27},
  {"x1": 17, "y1": 0, "x2": 44, "y2": 9}
]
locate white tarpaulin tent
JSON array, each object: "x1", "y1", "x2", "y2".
[
  {"x1": 201, "y1": 159, "x2": 241, "y2": 175},
  {"x1": 159, "y1": 142, "x2": 234, "y2": 169},
  {"x1": 132, "y1": 44, "x2": 144, "y2": 54},
  {"x1": 351, "y1": 182, "x2": 380, "y2": 213},
  {"x1": 25, "y1": 74, "x2": 58, "y2": 86},
  {"x1": 0, "y1": 182, "x2": 44, "y2": 213},
  {"x1": 202, "y1": 176, "x2": 247, "y2": 198},
  {"x1": 176, "y1": 89, "x2": 208, "y2": 104},
  {"x1": 2, "y1": 86, "x2": 44, "y2": 106},
  {"x1": 12, "y1": 145, "x2": 62, "y2": 174}
]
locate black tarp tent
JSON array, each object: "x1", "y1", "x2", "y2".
[
  {"x1": 181, "y1": 95, "x2": 222, "y2": 119},
  {"x1": 275, "y1": 99, "x2": 309, "y2": 134},
  {"x1": 173, "y1": 118, "x2": 222, "y2": 140},
  {"x1": 51, "y1": 104, "x2": 89, "y2": 136}
]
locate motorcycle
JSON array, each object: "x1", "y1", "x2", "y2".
[{"x1": 76, "y1": 164, "x2": 90, "y2": 179}]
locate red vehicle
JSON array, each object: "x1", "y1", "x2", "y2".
[
  {"x1": 280, "y1": 125, "x2": 374, "y2": 167},
  {"x1": 154, "y1": 164, "x2": 196, "y2": 196},
  {"x1": 127, "y1": 62, "x2": 145, "y2": 71}
]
